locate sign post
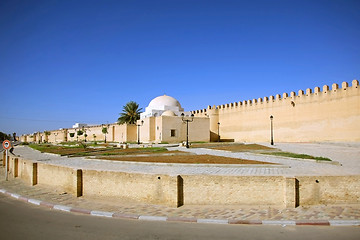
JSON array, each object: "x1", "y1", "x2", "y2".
[{"x1": 2, "y1": 140, "x2": 11, "y2": 181}]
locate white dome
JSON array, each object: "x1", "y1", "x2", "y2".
[
  {"x1": 161, "y1": 110, "x2": 176, "y2": 116},
  {"x1": 140, "y1": 94, "x2": 186, "y2": 119},
  {"x1": 148, "y1": 95, "x2": 182, "y2": 110}
]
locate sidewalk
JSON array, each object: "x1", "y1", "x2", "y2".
[
  {"x1": 0, "y1": 143, "x2": 359, "y2": 225},
  {"x1": 1, "y1": 167, "x2": 360, "y2": 225}
]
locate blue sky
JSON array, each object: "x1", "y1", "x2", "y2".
[{"x1": 1, "y1": 0, "x2": 359, "y2": 135}]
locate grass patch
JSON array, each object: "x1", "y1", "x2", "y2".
[
  {"x1": 59, "y1": 142, "x2": 78, "y2": 146},
  {"x1": 28, "y1": 144, "x2": 170, "y2": 157},
  {"x1": 29, "y1": 144, "x2": 84, "y2": 154},
  {"x1": 262, "y1": 151, "x2": 331, "y2": 161}
]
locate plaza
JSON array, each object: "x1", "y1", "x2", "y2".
[{"x1": 1, "y1": 141, "x2": 360, "y2": 225}]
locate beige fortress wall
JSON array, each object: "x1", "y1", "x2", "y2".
[
  {"x1": 82, "y1": 170, "x2": 179, "y2": 207},
  {"x1": 66, "y1": 127, "x2": 94, "y2": 142},
  {"x1": 20, "y1": 135, "x2": 27, "y2": 142},
  {"x1": 81, "y1": 125, "x2": 104, "y2": 142},
  {"x1": 113, "y1": 123, "x2": 137, "y2": 143},
  {"x1": 193, "y1": 80, "x2": 360, "y2": 142},
  {"x1": 30, "y1": 123, "x2": 136, "y2": 143},
  {"x1": 47, "y1": 129, "x2": 68, "y2": 143}
]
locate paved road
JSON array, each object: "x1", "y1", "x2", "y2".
[{"x1": 1, "y1": 194, "x2": 359, "y2": 240}]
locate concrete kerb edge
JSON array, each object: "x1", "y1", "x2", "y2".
[{"x1": 1, "y1": 188, "x2": 359, "y2": 226}]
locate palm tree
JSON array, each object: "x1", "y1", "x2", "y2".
[{"x1": 117, "y1": 101, "x2": 142, "y2": 124}]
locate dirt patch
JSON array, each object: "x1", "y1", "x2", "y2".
[
  {"x1": 97, "y1": 154, "x2": 275, "y2": 165},
  {"x1": 191, "y1": 143, "x2": 275, "y2": 152}
]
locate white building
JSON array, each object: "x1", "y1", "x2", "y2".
[{"x1": 139, "y1": 95, "x2": 210, "y2": 143}]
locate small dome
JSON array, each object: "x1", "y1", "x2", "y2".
[
  {"x1": 148, "y1": 95, "x2": 182, "y2": 110},
  {"x1": 161, "y1": 110, "x2": 176, "y2": 117}
]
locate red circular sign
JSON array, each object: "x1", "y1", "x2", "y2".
[{"x1": 2, "y1": 140, "x2": 11, "y2": 150}]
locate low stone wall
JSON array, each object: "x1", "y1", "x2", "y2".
[
  {"x1": 297, "y1": 176, "x2": 360, "y2": 205},
  {"x1": 37, "y1": 164, "x2": 81, "y2": 197},
  {"x1": 3, "y1": 154, "x2": 360, "y2": 208},
  {"x1": 82, "y1": 170, "x2": 179, "y2": 207},
  {"x1": 181, "y1": 175, "x2": 286, "y2": 206},
  {"x1": 17, "y1": 158, "x2": 37, "y2": 186}
]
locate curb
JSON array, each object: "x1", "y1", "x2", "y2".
[{"x1": 1, "y1": 188, "x2": 359, "y2": 226}]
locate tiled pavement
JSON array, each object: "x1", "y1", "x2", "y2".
[{"x1": 1, "y1": 143, "x2": 360, "y2": 225}]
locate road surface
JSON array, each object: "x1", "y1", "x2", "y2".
[{"x1": 0, "y1": 194, "x2": 359, "y2": 240}]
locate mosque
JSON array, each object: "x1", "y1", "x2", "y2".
[
  {"x1": 138, "y1": 95, "x2": 209, "y2": 144},
  {"x1": 21, "y1": 79, "x2": 360, "y2": 144}
]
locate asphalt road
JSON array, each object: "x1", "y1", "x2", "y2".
[{"x1": 0, "y1": 194, "x2": 359, "y2": 240}]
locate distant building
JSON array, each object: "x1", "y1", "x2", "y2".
[{"x1": 72, "y1": 123, "x2": 88, "y2": 129}]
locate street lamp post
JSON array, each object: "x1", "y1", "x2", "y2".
[
  {"x1": 217, "y1": 122, "x2": 220, "y2": 142},
  {"x1": 137, "y1": 120, "x2": 144, "y2": 144},
  {"x1": 181, "y1": 113, "x2": 194, "y2": 148},
  {"x1": 270, "y1": 115, "x2": 274, "y2": 145}
]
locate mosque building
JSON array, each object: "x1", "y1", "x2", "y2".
[{"x1": 138, "y1": 95, "x2": 210, "y2": 144}]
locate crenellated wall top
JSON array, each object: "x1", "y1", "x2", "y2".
[{"x1": 191, "y1": 80, "x2": 359, "y2": 114}]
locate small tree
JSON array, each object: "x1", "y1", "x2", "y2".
[
  {"x1": 44, "y1": 131, "x2": 51, "y2": 143},
  {"x1": 77, "y1": 130, "x2": 83, "y2": 141},
  {"x1": 82, "y1": 127, "x2": 88, "y2": 142},
  {"x1": 102, "y1": 126, "x2": 108, "y2": 143},
  {"x1": 93, "y1": 134, "x2": 97, "y2": 144},
  {"x1": 69, "y1": 132, "x2": 75, "y2": 141}
]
